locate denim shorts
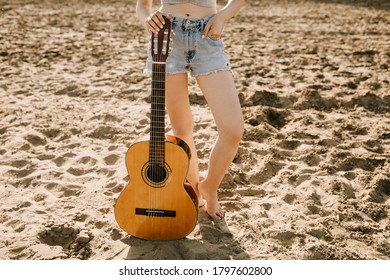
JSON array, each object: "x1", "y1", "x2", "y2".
[{"x1": 145, "y1": 14, "x2": 231, "y2": 76}]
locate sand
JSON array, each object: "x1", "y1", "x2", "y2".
[{"x1": 0, "y1": 0, "x2": 389, "y2": 260}]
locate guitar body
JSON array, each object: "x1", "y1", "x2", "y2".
[{"x1": 114, "y1": 135, "x2": 198, "y2": 240}]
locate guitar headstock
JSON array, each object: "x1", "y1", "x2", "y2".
[{"x1": 151, "y1": 15, "x2": 172, "y2": 63}]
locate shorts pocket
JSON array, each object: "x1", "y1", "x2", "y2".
[{"x1": 207, "y1": 34, "x2": 221, "y2": 41}]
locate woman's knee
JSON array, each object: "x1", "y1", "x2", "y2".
[
  {"x1": 172, "y1": 120, "x2": 194, "y2": 139},
  {"x1": 220, "y1": 121, "x2": 244, "y2": 145}
]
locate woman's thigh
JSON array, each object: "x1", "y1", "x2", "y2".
[
  {"x1": 195, "y1": 71, "x2": 244, "y2": 139},
  {"x1": 165, "y1": 73, "x2": 194, "y2": 136}
]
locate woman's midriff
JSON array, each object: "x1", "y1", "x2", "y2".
[{"x1": 160, "y1": 3, "x2": 217, "y2": 19}]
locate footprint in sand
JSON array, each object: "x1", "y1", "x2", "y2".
[
  {"x1": 7, "y1": 162, "x2": 36, "y2": 179},
  {"x1": 248, "y1": 159, "x2": 285, "y2": 186},
  {"x1": 245, "y1": 90, "x2": 281, "y2": 108},
  {"x1": 277, "y1": 139, "x2": 302, "y2": 150},
  {"x1": 52, "y1": 151, "x2": 77, "y2": 167},
  {"x1": 40, "y1": 128, "x2": 62, "y2": 139},
  {"x1": 337, "y1": 157, "x2": 386, "y2": 172},
  {"x1": 87, "y1": 126, "x2": 124, "y2": 140},
  {"x1": 53, "y1": 84, "x2": 88, "y2": 98},
  {"x1": 9, "y1": 159, "x2": 30, "y2": 168},
  {"x1": 103, "y1": 154, "x2": 120, "y2": 166},
  {"x1": 5, "y1": 218, "x2": 27, "y2": 233},
  {"x1": 66, "y1": 156, "x2": 98, "y2": 176},
  {"x1": 37, "y1": 222, "x2": 93, "y2": 259},
  {"x1": 345, "y1": 92, "x2": 389, "y2": 113},
  {"x1": 363, "y1": 175, "x2": 390, "y2": 203},
  {"x1": 327, "y1": 178, "x2": 356, "y2": 199},
  {"x1": 66, "y1": 167, "x2": 92, "y2": 176},
  {"x1": 282, "y1": 193, "x2": 297, "y2": 205},
  {"x1": 76, "y1": 156, "x2": 98, "y2": 166},
  {"x1": 363, "y1": 139, "x2": 384, "y2": 154},
  {"x1": 25, "y1": 134, "x2": 47, "y2": 146},
  {"x1": 263, "y1": 108, "x2": 292, "y2": 129},
  {"x1": 44, "y1": 182, "x2": 83, "y2": 198},
  {"x1": 103, "y1": 182, "x2": 123, "y2": 197}
]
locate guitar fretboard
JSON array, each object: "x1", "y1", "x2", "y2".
[{"x1": 149, "y1": 63, "x2": 166, "y2": 166}]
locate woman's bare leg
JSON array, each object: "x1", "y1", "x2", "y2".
[
  {"x1": 196, "y1": 70, "x2": 244, "y2": 221},
  {"x1": 165, "y1": 73, "x2": 202, "y2": 204}
]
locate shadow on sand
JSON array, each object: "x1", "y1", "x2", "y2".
[{"x1": 119, "y1": 208, "x2": 250, "y2": 260}]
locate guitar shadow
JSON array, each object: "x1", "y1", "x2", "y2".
[{"x1": 120, "y1": 208, "x2": 250, "y2": 260}]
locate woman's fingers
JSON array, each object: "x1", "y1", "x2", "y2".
[
  {"x1": 202, "y1": 15, "x2": 224, "y2": 39},
  {"x1": 202, "y1": 20, "x2": 212, "y2": 39},
  {"x1": 146, "y1": 11, "x2": 165, "y2": 34}
]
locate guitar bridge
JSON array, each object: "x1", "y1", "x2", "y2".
[{"x1": 135, "y1": 208, "x2": 176, "y2": 218}]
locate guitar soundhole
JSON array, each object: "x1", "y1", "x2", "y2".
[
  {"x1": 147, "y1": 164, "x2": 167, "y2": 183},
  {"x1": 142, "y1": 162, "x2": 171, "y2": 188}
]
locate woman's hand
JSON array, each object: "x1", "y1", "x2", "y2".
[
  {"x1": 202, "y1": 12, "x2": 228, "y2": 40},
  {"x1": 145, "y1": 11, "x2": 172, "y2": 35},
  {"x1": 202, "y1": 0, "x2": 246, "y2": 39}
]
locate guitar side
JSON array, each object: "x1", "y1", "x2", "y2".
[{"x1": 114, "y1": 136, "x2": 198, "y2": 240}]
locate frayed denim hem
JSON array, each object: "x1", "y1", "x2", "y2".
[
  {"x1": 143, "y1": 67, "x2": 234, "y2": 77},
  {"x1": 192, "y1": 67, "x2": 234, "y2": 77}
]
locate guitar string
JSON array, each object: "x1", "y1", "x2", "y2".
[
  {"x1": 153, "y1": 39, "x2": 163, "y2": 219},
  {"x1": 156, "y1": 58, "x2": 161, "y2": 217},
  {"x1": 150, "y1": 22, "x2": 170, "y2": 220},
  {"x1": 155, "y1": 60, "x2": 158, "y2": 219},
  {"x1": 152, "y1": 36, "x2": 158, "y2": 219},
  {"x1": 158, "y1": 61, "x2": 161, "y2": 219},
  {"x1": 158, "y1": 55, "x2": 165, "y2": 218},
  {"x1": 151, "y1": 46, "x2": 154, "y2": 219},
  {"x1": 158, "y1": 24, "x2": 169, "y2": 219}
]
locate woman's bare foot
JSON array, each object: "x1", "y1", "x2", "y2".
[{"x1": 198, "y1": 181, "x2": 224, "y2": 221}]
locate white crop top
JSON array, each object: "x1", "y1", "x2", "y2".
[{"x1": 162, "y1": 0, "x2": 217, "y2": 8}]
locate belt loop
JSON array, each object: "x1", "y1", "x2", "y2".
[
  {"x1": 200, "y1": 17, "x2": 205, "y2": 31},
  {"x1": 172, "y1": 17, "x2": 177, "y2": 29}
]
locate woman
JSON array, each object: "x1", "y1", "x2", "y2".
[{"x1": 136, "y1": 0, "x2": 245, "y2": 221}]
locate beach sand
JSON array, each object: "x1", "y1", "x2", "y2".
[{"x1": 0, "y1": 0, "x2": 389, "y2": 260}]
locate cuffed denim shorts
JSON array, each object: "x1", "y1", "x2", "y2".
[{"x1": 145, "y1": 14, "x2": 231, "y2": 76}]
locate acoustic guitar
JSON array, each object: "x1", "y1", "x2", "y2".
[{"x1": 114, "y1": 16, "x2": 198, "y2": 240}]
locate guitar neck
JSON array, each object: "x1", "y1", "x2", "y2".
[{"x1": 149, "y1": 62, "x2": 166, "y2": 166}]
